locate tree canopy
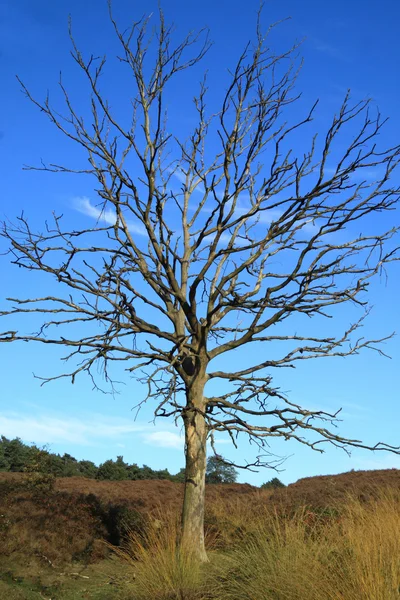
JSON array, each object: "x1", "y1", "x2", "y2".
[
  {"x1": 261, "y1": 477, "x2": 286, "y2": 490},
  {"x1": 206, "y1": 455, "x2": 238, "y2": 484}
]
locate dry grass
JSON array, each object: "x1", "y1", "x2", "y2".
[
  {"x1": 113, "y1": 509, "x2": 209, "y2": 600},
  {"x1": 208, "y1": 487, "x2": 400, "y2": 600},
  {"x1": 107, "y1": 486, "x2": 400, "y2": 599},
  {"x1": 332, "y1": 489, "x2": 400, "y2": 599}
]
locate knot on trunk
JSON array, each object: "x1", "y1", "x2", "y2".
[{"x1": 180, "y1": 354, "x2": 197, "y2": 376}]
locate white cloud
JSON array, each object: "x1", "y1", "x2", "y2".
[
  {"x1": 171, "y1": 168, "x2": 201, "y2": 190},
  {"x1": 73, "y1": 196, "x2": 146, "y2": 236},
  {"x1": 143, "y1": 431, "x2": 184, "y2": 449},
  {"x1": 0, "y1": 409, "x2": 203, "y2": 452},
  {"x1": 142, "y1": 429, "x2": 233, "y2": 450},
  {"x1": 0, "y1": 412, "x2": 149, "y2": 446},
  {"x1": 0, "y1": 409, "x2": 238, "y2": 456}
]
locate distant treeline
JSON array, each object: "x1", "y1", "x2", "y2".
[
  {"x1": 0, "y1": 436, "x2": 186, "y2": 482},
  {"x1": 0, "y1": 436, "x2": 286, "y2": 488}
]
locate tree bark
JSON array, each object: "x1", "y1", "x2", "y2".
[{"x1": 180, "y1": 380, "x2": 208, "y2": 563}]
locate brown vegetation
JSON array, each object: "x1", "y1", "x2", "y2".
[
  {"x1": 270, "y1": 468, "x2": 400, "y2": 511},
  {"x1": 0, "y1": 468, "x2": 399, "y2": 567}
]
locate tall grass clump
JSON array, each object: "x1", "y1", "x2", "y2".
[
  {"x1": 109, "y1": 487, "x2": 400, "y2": 599},
  {"x1": 334, "y1": 488, "x2": 400, "y2": 599},
  {"x1": 114, "y1": 509, "x2": 208, "y2": 600},
  {"x1": 210, "y1": 505, "x2": 339, "y2": 600},
  {"x1": 210, "y1": 487, "x2": 400, "y2": 600}
]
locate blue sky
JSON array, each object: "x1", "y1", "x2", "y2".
[{"x1": 0, "y1": 0, "x2": 399, "y2": 485}]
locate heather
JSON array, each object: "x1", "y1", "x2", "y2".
[{"x1": 1, "y1": 469, "x2": 399, "y2": 598}]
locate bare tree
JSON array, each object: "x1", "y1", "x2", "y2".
[{"x1": 1, "y1": 5, "x2": 400, "y2": 562}]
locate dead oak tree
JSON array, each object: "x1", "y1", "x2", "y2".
[{"x1": 1, "y1": 6, "x2": 400, "y2": 562}]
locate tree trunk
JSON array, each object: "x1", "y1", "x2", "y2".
[{"x1": 180, "y1": 382, "x2": 208, "y2": 563}]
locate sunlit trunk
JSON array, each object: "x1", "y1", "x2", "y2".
[{"x1": 180, "y1": 379, "x2": 208, "y2": 563}]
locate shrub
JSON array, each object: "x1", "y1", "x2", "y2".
[
  {"x1": 206, "y1": 456, "x2": 238, "y2": 484},
  {"x1": 105, "y1": 504, "x2": 147, "y2": 546},
  {"x1": 260, "y1": 477, "x2": 285, "y2": 490},
  {"x1": 23, "y1": 447, "x2": 55, "y2": 494}
]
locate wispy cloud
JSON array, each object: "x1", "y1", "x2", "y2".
[
  {"x1": 0, "y1": 412, "x2": 149, "y2": 445},
  {"x1": 143, "y1": 429, "x2": 233, "y2": 450},
  {"x1": 0, "y1": 408, "x2": 246, "y2": 457},
  {"x1": 0, "y1": 411, "x2": 149, "y2": 446},
  {"x1": 0, "y1": 409, "x2": 203, "y2": 452},
  {"x1": 171, "y1": 168, "x2": 202, "y2": 192},
  {"x1": 143, "y1": 431, "x2": 184, "y2": 449},
  {"x1": 73, "y1": 196, "x2": 146, "y2": 236},
  {"x1": 309, "y1": 38, "x2": 350, "y2": 62},
  {"x1": 171, "y1": 171, "x2": 317, "y2": 234}
]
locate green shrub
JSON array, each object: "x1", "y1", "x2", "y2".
[
  {"x1": 23, "y1": 447, "x2": 55, "y2": 494},
  {"x1": 106, "y1": 504, "x2": 147, "y2": 546},
  {"x1": 260, "y1": 477, "x2": 285, "y2": 490}
]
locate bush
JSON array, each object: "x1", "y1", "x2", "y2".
[
  {"x1": 206, "y1": 456, "x2": 238, "y2": 484},
  {"x1": 23, "y1": 447, "x2": 55, "y2": 494},
  {"x1": 260, "y1": 477, "x2": 285, "y2": 490},
  {"x1": 105, "y1": 504, "x2": 147, "y2": 546},
  {"x1": 96, "y1": 458, "x2": 129, "y2": 481}
]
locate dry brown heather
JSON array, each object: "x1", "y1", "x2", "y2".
[
  {"x1": 270, "y1": 468, "x2": 400, "y2": 510},
  {"x1": 0, "y1": 469, "x2": 399, "y2": 565}
]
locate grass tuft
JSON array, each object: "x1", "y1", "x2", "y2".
[{"x1": 114, "y1": 510, "x2": 209, "y2": 600}]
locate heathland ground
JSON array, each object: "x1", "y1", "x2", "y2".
[{"x1": 1, "y1": 468, "x2": 399, "y2": 599}]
